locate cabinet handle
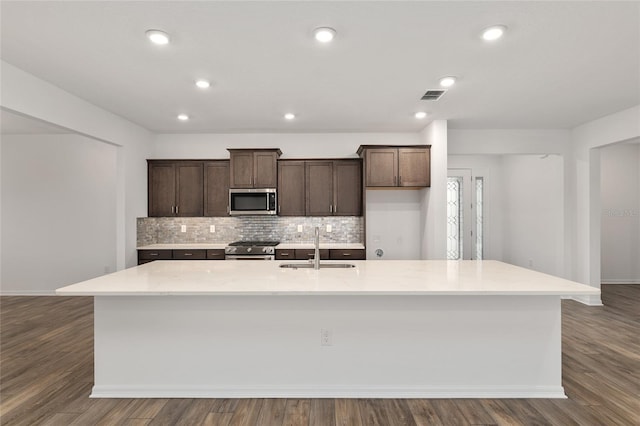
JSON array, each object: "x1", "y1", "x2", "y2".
[
  {"x1": 175, "y1": 206, "x2": 179, "y2": 214},
  {"x1": 278, "y1": 205, "x2": 281, "y2": 213},
  {"x1": 281, "y1": 253, "x2": 289, "y2": 256},
  {"x1": 171, "y1": 206, "x2": 175, "y2": 214},
  {"x1": 184, "y1": 253, "x2": 192, "y2": 256},
  {"x1": 329, "y1": 205, "x2": 333, "y2": 213},
  {"x1": 334, "y1": 204, "x2": 337, "y2": 213},
  {"x1": 343, "y1": 253, "x2": 351, "y2": 256},
  {"x1": 150, "y1": 253, "x2": 158, "y2": 256}
]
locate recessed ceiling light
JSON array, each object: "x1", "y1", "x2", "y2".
[
  {"x1": 439, "y1": 76, "x2": 457, "y2": 88},
  {"x1": 415, "y1": 112, "x2": 428, "y2": 119},
  {"x1": 177, "y1": 114, "x2": 189, "y2": 121},
  {"x1": 314, "y1": 27, "x2": 336, "y2": 43},
  {"x1": 195, "y1": 79, "x2": 211, "y2": 89},
  {"x1": 482, "y1": 25, "x2": 507, "y2": 41},
  {"x1": 146, "y1": 29, "x2": 170, "y2": 45},
  {"x1": 284, "y1": 113, "x2": 296, "y2": 120}
]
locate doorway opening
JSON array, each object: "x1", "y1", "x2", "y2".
[{"x1": 447, "y1": 169, "x2": 483, "y2": 260}]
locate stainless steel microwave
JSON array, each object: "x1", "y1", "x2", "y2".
[{"x1": 229, "y1": 188, "x2": 277, "y2": 215}]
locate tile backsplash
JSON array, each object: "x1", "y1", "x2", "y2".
[{"x1": 137, "y1": 216, "x2": 364, "y2": 246}]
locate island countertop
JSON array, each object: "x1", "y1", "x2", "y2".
[{"x1": 56, "y1": 260, "x2": 599, "y2": 297}]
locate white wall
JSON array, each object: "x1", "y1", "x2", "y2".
[
  {"x1": 448, "y1": 129, "x2": 570, "y2": 155},
  {"x1": 501, "y1": 155, "x2": 565, "y2": 276},
  {"x1": 600, "y1": 143, "x2": 640, "y2": 283},
  {"x1": 153, "y1": 132, "x2": 421, "y2": 159},
  {"x1": 1, "y1": 61, "x2": 153, "y2": 273},
  {"x1": 1, "y1": 134, "x2": 117, "y2": 294},
  {"x1": 569, "y1": 105, "x2": 640, "y2": 304},
  {"x1": 366, "y1": 190, "x2": 423, "y2": 260},
  {"x1": 420, "y1": 120, "x2": 448, "y2": 259}
]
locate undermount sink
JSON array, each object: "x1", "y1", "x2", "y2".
[{"x1": 279, "y1": 263, "x2": 356, "y2": 269}]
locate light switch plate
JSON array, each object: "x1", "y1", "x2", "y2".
[
  {"x1": 326, "y1": 224, "x2": 332, "y2": 233},
  {"x1": 210, "y1": 225, "x2": 216, "y2": 233},
  {"x1": 180, "y1": 225, "x2": 187, "y2": 233},
  {"x1": 297, "y1": 225, "x2": 303, "y2": 233}
]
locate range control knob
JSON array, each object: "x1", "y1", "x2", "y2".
[{"x1": 247, "y1": 247, "x2": 252, "y2": 253}]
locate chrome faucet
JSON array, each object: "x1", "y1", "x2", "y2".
[{"x1": 314, "y1": 226, "x2": 320, "y2": 270}]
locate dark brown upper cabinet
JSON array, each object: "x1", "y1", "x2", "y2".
[
  {"x1": 305, "y1": 159, "x2": 362, "y2": 216},
  {"x1": 333, "y1": 160, "x2": 362, "y2": 215},
  {"x1": 306, "y1": 161, "x2": 334, "y2": 216},
  {"x1": 357, "y1": 145, "x2": 430, "y2": 188},
  {"x1": 228, "y1": 149, "x2": 281, "y2": 188},
  {"x1": 277, "y1": 161, "x2": 306, "y2": 216},
  {"x1": 148, "y1": 160, "x2": 204, "y2": 217},
  {"x1": 204, "y1": 160, "x2": 230, "y2": 217}
]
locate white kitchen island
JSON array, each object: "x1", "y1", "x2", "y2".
[{"x1": 56, "y1": 260, "x2": 599, "y2": 399}]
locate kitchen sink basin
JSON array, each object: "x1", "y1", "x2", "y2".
[{"x1": 279, "y1": 263, "x2": 356, "y2": 269}]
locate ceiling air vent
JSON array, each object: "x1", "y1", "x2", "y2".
[{"x1": 421, "y1": 90, "x2": 447, "y2": 101}]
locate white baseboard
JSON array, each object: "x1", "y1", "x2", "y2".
[
  {"x1": 571, "y1": 294, "x2": 603, "y2": 306},
  {"x1": 601, "y1": 279, "x2": 640, "y2": 285},
  {"x1": 0, "y1": 290, "x2": 56, "y2": 296},
  {"x1": 91, "y1": 384, "x2": 567, "y2": 399}
]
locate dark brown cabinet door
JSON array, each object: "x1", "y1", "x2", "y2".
[
  {"x1": 148, "y1": 162, "x2": 176, "y2": 217},
  {"x1": 398, "y1": 148, "x2": 430, "y2": 187},
  {"x1": 365, "y1": 149, "x2": 397, "y2": 187},
  {"x1": 204, "y1": 161, "x2": 230, "y2": 216},
  {"x1": 138, "y1": 249, "x2": 172, "y2": 265},
  {"x1": 229, "y1": 149, "x2": 280, "y2": 188},
  {"x1": 333, "y1": 160, "x2": 362, "y2": 216},
  {"x1": 306, "y1": 161, "x2": 334, "y2": 216},
  {"x1": 275, "y1": 249, "x2": 295, "y2": 260},
  {"x1": 278, "y1": 161, "x2": 306, "y2": 216},
  {"x1": 176, "y1": 163, "x2": 204, "y2": 216},
  {"x1": 172, "y1": 249, "x2": 207, "y2": 259},
  {"x1": 254, "y1": 151, "x2": 278, "y2": 188},
  {"x1": 359, "y1": 146, "x2": 431, "y2": 188},
  {"x1": 295, "y1": 249, "x2": 330, "y2": 260},
  {"x1": 148, "y1": 160, "x2": 203, "y2": 217},
  {"x1": 329, "y1": 249, "x2": 366, "y2": 260},
  {"x1": 229, "y1": 151, "x2": 254, "y2": 188}
]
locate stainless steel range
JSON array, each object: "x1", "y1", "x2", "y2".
[{"x1": 224, "y1": 240, "x2": 279, "y2": 260}]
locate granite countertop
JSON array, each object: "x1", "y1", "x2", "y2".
[
  {"x1": 56, "y1": 260, "x2": 599, "y2": 297},
  {"x1": 137, "y1": 243, "x2": 228, "y2": 250},
  {"x1": 138, "y1": 243, "x2": 365, "y2": 250},
  {"x1": 275, "y1": 243, "x2": 365, "y2": 250}
]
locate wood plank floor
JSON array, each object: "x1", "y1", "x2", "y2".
[{"x1": 1, "y1": 285, "x2": 638, "y2": 425}]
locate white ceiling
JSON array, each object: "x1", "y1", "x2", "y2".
[{"x1": 1, "y1": 1, "x2": 638, "y2": 134}]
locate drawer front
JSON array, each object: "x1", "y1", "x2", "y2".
[
  {"x1": 172, "y1": 249, "x2": 206, "y2": 260},
  {"x1": 329, "y1": 249, "x2": 366, "y2": 260},
  {"x1": 206, "y1": 249, "x2": 226, "y2": 260},
  {"x1": 275, "y1": 249, "x2": 295, "y2": 260},
  {"x1": 295, "y1": 249, "x2": 330, "y2": 260},
  {"x1": 138, "y1": 250, "x2": 172, "y2": 260}
]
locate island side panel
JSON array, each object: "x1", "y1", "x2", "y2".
[{"x1": 92, "y1": 295, "x2": 563, "y2": 398}]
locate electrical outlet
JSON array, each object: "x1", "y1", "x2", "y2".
[
  {"x1": 181, "y1": 225, "x2": 187, "y2": 233},
  {"x1": 326, "y1": 224, "x2": 332, "y2": 233},
  {"x1": 210, "y1": 225, "x2": 216, "y2": 233},
  {"x1": 321, "y1": 328, "x2": 332, "y2": 346},
  {"x1": 297, "y1": 225, "x2": 303, "y2": 233}
]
